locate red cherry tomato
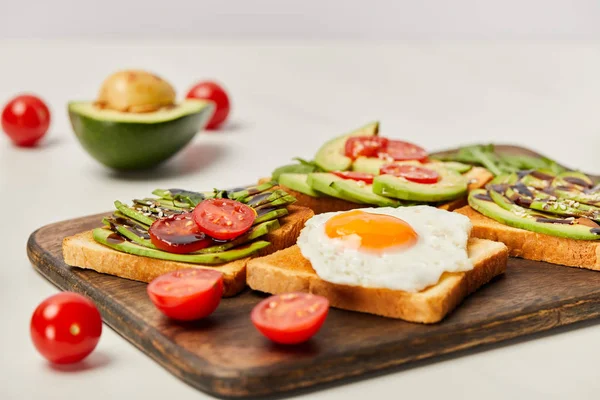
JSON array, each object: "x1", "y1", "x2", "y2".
[
  {"x1": 149, "y1": 213, "x2": 213, "y2": 254},
  {"x1": 344, "y1": 136, "x2": 388, "y2": 159},
  {"x1": 186, "y1": 81, "x2": 230, "y2": 129},
  {"x1": 251, "y1": 292, "x2": 329, "y2": 345},
  {"x1": 380, "y1": 164, "x2": 440, "y2": 184},
  {"x1": 30, "y1": 292, "x2": 102, "y2": 364},
  {"x1": 332, "y1": 171, "x2": 375, "y2": 184},
  {"x1": 147, "y1": 269, "x2": 223, "y2": 321},
  {"x1": 1, "y1": 94, "x2": 51, "y2": 147},
  {"x1": 378, "y1": 140, "x2": 428, "y2": 162},
  {"x1": 192, "y1": 198, "x2": 255, "y2": 240}
]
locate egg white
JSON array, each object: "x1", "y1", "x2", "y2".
[{"x1": 296, "y1": 206, "x2": 474, "y2": 292}]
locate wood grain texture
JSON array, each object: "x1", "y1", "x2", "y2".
[{"x1": 26, "y1": 145, "x2": 600, "y2": 399}]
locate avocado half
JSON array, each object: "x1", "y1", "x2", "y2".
[{"x1": 68, "y1": 100, "x2": 215, "y2": 170}]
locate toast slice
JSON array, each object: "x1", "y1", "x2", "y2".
[
  {"x1": 62, "y1": 206, "x2": 314, "y2": 297},
  {"x1": 246, "y1": 238, "x2": 508, "y2": 323},
  {"x1": 265, "y1": 167, "x2": 493, "y2": 215},
  {"x1": 456, "y1": 206, "x2": 600, "y2": 270}
]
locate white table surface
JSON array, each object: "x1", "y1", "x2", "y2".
[{"x1": 1, "y1": 39, "x2": 600, "y2": 400}]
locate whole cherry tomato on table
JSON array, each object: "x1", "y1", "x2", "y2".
[
  {"x1": 186, "y1": 81, "x2": 230, "y2": 129},
  {"x1": 251, "y1": 292, "x2": 330, "y2": 344},
  {"x1": 1, "y1": 94, "x2": 51, "y2": 147},
  {"x1": 147, "y1": 268, "x2": 224, "y2": 321},
  {"x1": 30, "y1": 292, "x2": 102, "y2": 364}
]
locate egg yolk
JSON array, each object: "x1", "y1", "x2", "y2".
[{"x1": 324, "y1": 210, "x2": 418, "y2": 252}]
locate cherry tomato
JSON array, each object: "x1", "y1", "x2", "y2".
[
  {"x1": 344, "y1": 136, "x2": 388, "y2": 159},
  {"x1": 149, "y1": 213, "x2": 213, "y2": 254},
  {"x1": 378, "y1": 140, "x2": 428, "y2": 162},
  {"x1": 147, "y1": 269, "x2": 223, "y2": 321},
  {"x1": 193, "y1": 198, "x2": 255, "y2": 240},
  {"x1": 186, "y1": 81, "x2": 230, "y2": 129},
  {"x1": 30, "y1": 292, "x2": 102, "y2": 364},
  {"x1": 251, "y1": 292, "x2": 329, "y2": 345},
  {"x1": 380, "y1": 164, "x2": 440, "y2": 184},
  {"x1": 332, "y1": 171, "x2": 375, "y2": 184},
  {"x1": 1, "y1": 94, "x2": 51, "y2": 147}
]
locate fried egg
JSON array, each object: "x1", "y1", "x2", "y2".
[{"x1": 297, "y1": 206, "x2": 473, "y2": 292}]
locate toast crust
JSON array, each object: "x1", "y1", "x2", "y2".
[
  {"x1": 62, "y1": 206, "x2": 314, "y2": 297},
  {"x1": 456, "y1": 206, "x2": 600, "y2": 270},
  {"x1": 265, "y1": 167, "x2": 493, "y2": 215},
  {"x1": 246, "y1": 238, "x2": 508, "y2": 323}
]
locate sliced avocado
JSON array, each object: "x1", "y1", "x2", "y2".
[
  {"x1": 552, "y1": 171, "x2": 594, "y2": 189},
  {"x1": 352, "y1": 157, "x2": 472, "y2": 176},
  {"x1": 114, "y1": 200, "x2": 156, "y2": 226},
  {"x1": 439, "y1": 161, "x2": 472, "y2": 174},
  {"x1": 307, "y1": 173, "x2": 366, "y2": 203},
  {"x1": 279, "y1": 173, "x2": 321, "y2": 197},
  {"x1": 68, "y1": 100, "x2": 214, "y2": 170},
  {"x1": 372, "y1": 165, "x2": 468, "y2": 202},
  {"x1": 314, "y1": 121, "x2": 379, "y2": 172},
  {"x1": 194, "y1": 220, "x2": 281, "y2": 254},
  {"x1": 352, "y1": 157, "x2": 386, "y2": 175},
  {"x1": 331, "y1": 180, "x2": 400, "y2": 207},
  {"x1": 93, "y1": 228, "x2": 271, "y2": 264},
  {"x1": 518, "y1": 170, "x2": 556, "y2": 189},
  {"x1": 504, "y1": 185, "x2": 600, "y2": 222},
  {"x1": 254, "y1": 208, "x2": 289, "y2": 224},
  {"x1": 469, "y1": 189, "x2": 600, "y2": 240}
]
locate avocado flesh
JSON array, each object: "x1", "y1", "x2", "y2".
[
  {"x1": 254, "y1": 208, "x2": 289, "y2": 224},
  {"x1": 307, "y1": 173, "x2": 367, "y2": 203},
  {"x1": 372, "y1": 166, "x2": 468, "y2": 202},
  {"x1": 331, "y1": 180, "x2": 400, "y2": 207},
  {"x1": 314, "y1": 121, "x2": 379, "y2": 172},
  {"x1": 469, "y1": 189, "x2": 600, "y2": 240},
  {"x1": 279, "y1": 173, "x2": 321, "y2": 197},
  {"x1": 552, "y1": 171, "x2": 595, "y2": 189},
  {"x1": 107, "y1": 217, "x2": 281, "y2": 253},
  {"x1": 439, "y1": 161, "x2": 472, "y2": 174},
  {"x1": 94, "y1": 228, "x2": 271, "y2": 264},
  {"x1": 504, "y1": 185, "x2": 600, "y2": 222},
  {"x1": 68, "y1": 100, "x2": 214, "y2": 170}
]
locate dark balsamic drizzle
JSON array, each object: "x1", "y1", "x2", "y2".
[
  {"x1": 513, "y1": 182, "x2": 534, "y2": 198},
  {"x1": 563, "y1": 177, "x2": 593, "y2": 188},
  {"x1": 530, "y1": 171, "x2": 555, "y2": 181},
  {"x1": 107, "y1": 233, "x2": 126, "y2": 244},
  {"x1": 591, "y1": 228, "x2": 600, "y2": 235},
  {"x1": 517, "y1": 169, "x2": 534, "y2": 179},
  {"x1": 536, "y1": 217, "x2": 573, "y2": 225},
  {"x1": 473, "y1": 193, "x2": 493, "y2": 202}
]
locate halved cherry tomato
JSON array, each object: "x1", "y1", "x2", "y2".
[
  {"x1": 378, "y1": 140, "x2": 428, "y2": 162},
  {"x1": 380, "y1": 164, "x2": 440, "y2": 184},
  {"x1": 344, "y1": 136, "x2": 388, "y2": 159},
  {"x1": 149, "y1": 213, "x2": 213, "y2": 254},
  {"x1": 332, "y1": 171, "x2": 375, "y2": 184},
  {"x1": 251, "y1": 292, "x2": 329, "y2": 345},
  {"x1": 147, "y1": 269, "x2": 223, "y2": 321},
  {"x1": 193, "y1": 198, "x2": 255, "y2": 240},
  {"x1": 30, "y1": 292, "x2": 102, "y2": 364}
]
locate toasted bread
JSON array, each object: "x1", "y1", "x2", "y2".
[
  {"x1": 263, "y1": 167, "x2": 493, "y2": 215},
  {"x1": 456, "y1": 206, "x2": 600, "y2": 271},
  {"x1": 62, "y1": 206, "x2": 314, "y2": 297},
  {"x1": 246, "y1": 238, "x2": 507, "y2": 323}
]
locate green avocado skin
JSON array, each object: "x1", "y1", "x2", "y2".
[{"x1": 69, "y1": 105, "x2": 213, "y2": 170}]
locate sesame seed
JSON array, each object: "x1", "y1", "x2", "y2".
[
  {"x1": 574, "y1": 202, "x2": 580, "y2": 207},
  {"x1": 560, "y1": 204, "x2": 567, "y2": 210}
]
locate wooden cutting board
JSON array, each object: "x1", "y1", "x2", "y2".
[{"x1": 26, "y1": 146, "x2": 600, "y2": 399}]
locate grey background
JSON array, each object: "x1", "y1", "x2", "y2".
[{"x1": 2, "y1": 0, "x2": 600, "y2": 39}]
